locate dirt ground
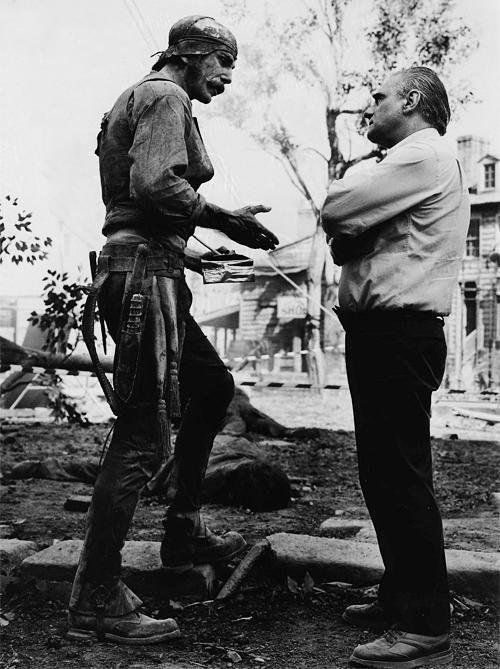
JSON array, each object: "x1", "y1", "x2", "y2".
[{"x1": 0, "y1": 416, "x2": 498, "y2": 669}]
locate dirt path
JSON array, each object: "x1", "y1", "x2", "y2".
[{"x1": 0, "y1": 422, "x2": 498, "y2": 668}]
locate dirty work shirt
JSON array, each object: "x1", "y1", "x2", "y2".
[
  {"x1": 322, "y1": 128, "x2": 470, "y2": 315},
  {"x1": 97, "y1": 71, "x2": 215, "y2": 251}
]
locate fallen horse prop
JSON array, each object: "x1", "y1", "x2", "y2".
[{"x1": 6, "y1": 433, "x2": 290, "y2": 512}]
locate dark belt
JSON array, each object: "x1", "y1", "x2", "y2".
[
  {"x1": 334, "y1": 307, "x2": 444, "y2": 333},
  {"x1": 99, "y1": 243, "x2": 184, "y2": 276}
]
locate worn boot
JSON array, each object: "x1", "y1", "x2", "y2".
[
  {"x1": 67, "y1": 609, "x2": 180, "y2": 645},
  {"x1": 343, "y1": 601, "x2": 396, "y2": 631},
  {"x1": 67, "y1": 582, "x2": 180, "y2": 645},
  {"x1": 349, "y1": 629, "x2": 452, "y2": 668},
  {"x1": 161, "y1": 511, "x2": 246, "y2": 572}
]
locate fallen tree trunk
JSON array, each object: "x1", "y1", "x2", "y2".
[
  {"x1": 1, "y1": 337, "x2": 288, "y2": 439},
  {"x1": 0, "y1": 335, "x2": 114, "y2": 373}
]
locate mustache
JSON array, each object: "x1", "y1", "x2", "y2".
[{"x1": 209, "y1": 81, "x2": 225, "y2": 95}]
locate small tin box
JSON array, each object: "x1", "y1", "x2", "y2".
[{"x1": 201, "y1": 253, "x2": 255, "y2": 284}]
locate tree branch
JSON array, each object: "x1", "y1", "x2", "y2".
[
  {"x1": 271, "y1": 153, "x2": 309, "y2": 197},
  {"x1": 275, "y1": 150, "x2": 320, "y2": 217},
  {"x1": 300, "y1": 147, "x2": 329, "y2": 163}
]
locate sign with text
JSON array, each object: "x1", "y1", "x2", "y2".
[{"x1": 277, "y1": 296, "x2": 308, "y2": 321}]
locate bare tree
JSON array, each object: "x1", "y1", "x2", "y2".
[{"x1": 217, "y1": 0, "x2": 477, "y2": 384}]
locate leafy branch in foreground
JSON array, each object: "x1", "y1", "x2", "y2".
[
  {"x1": 0, "y1": 195, "x2": 52, "y2": 265},
  {"x1": 28, "y1": 270, "x2": 89, "y2": 356},
  {"x1": 28, "y1": 271, "x2": 92, "y2": 425},
  {"x1": 39, "y1": 370, "x2": 91, "y2": 426}
]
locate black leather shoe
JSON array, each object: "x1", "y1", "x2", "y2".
[
  {"x1": 161, "y1": 512, "x2": 246, "y2": 572},
  {"x1": 343, "y1": 601, "x2": 396, "y2": 631},
  {"x1": 349, "y1": 629, "x2": 452, "y2": 667}
]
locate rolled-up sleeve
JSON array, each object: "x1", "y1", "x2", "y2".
[
  {"x1": 129, "y1": 88, "x2": 207, "y2": 226},
  {"x1": 321, "y1": 143, "x2": 438, "y2": 239}
]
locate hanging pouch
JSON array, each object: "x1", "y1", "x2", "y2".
[{"x1": 113, "y1": 244, "x2": 150, "y2": 405}]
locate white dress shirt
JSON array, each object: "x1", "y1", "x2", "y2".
[{"x1": 321, "y1": 128, "x2": 470, "y2": 315}]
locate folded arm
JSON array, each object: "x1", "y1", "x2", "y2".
[{"x1": 321, "y1": 143, "x2": 437, "y2": 263}]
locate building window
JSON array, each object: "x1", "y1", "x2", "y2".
[
  {"x1": 465, "y1": 219, "x2": 480, "y2": 257},
  {"x1": 464, "y1": 282, "x2": 477, "y2": 335},
  {"x1": 484, "y1": 163, "x2": 495, "y2": 189}
]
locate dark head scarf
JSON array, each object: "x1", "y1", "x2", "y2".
[{"x1": 164, "y1": 15, "x2": 237, "y2": 60}]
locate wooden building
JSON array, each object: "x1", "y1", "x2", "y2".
[{"x1": 446, "y1": 137, "x2": 500, "y2": 389}]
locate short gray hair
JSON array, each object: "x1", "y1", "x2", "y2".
[{"x1": 396, "y1": 66, "x2": 451, "y2": 136}]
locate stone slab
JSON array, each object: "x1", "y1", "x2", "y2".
[
  {"x1": 21, "y1": 540, "x2": 216, "y2": 601},
  {"x1": 268, "y1": 533, "x2": 384, "y2": 584},
  {"x1": 319, "y1": 518, "x2": 372, "y2": 538},
  {"x1": 35, "y1": 578, "x2": 73, "y2": 602},
  {"x1": 319, "y1": 517, "x2": 500, "y2": 552},
  {"x1": 0, "y1": 539, "x2": 38, "y2": 593},
  {"x1": 267, "y1": 533, "x2": 499, "y2": 603}
]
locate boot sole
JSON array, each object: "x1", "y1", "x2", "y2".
[
  {"x1": 349, "y1": 649, "x2": 453, "y2": 668},
  {"x1": 66, "y1": 627, "x2": 181, "y2": 645},
  {"x1": 342, "y1": 611, "x2": 392, "y2": 631},
  {"x1": 163, "y1": 539, "x2": 247, "y2": 573}
]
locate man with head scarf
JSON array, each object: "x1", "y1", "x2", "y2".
[{"x1": 68, "y1": 15, "x2": 279, "y2": 645}]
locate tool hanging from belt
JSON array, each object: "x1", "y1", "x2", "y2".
[{"x1": 82, "y1": 242, "x2": 184, "y2": 462}]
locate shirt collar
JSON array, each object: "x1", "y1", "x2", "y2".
[
  {"x1": 145, "y1": 70, "x2": 173, "y2": 81},
  {"x1": 387, "y1": 127, "x2": 439, "y2": 155}
]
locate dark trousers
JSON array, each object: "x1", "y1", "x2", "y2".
[
  {"x1": 341, "y1": 310, "x2": 450, "y2": 636},
  {"x1": 69, "y1": 272, "x2": 234, "y2": 612}
]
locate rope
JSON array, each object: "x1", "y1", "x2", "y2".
[{"x1": 258, "y1": 251, "x2": 338, "y2": 322}]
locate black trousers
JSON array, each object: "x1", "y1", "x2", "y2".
[
  {"x1": 340, "y1": 310, "x2": 450, "y2": 636},
  {"x1": 70, "y1": 272, "x2": 234, "y2": 613}
]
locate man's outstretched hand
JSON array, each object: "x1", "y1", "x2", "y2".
[{"x1": 222, "y1": 205, "x2": 279, "y2": 250}]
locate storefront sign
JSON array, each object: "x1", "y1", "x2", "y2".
[{"x1": 277, "y1": 296, "x2": 308, "y2": 321}]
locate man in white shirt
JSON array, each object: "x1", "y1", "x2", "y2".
[{"x1": 321, "y1": 67, "x2": 469, "y2": 668}]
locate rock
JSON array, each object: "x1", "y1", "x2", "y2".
[
  {"x1": 0, "y1": 538, "x2": 38, "y2": 593},
  {"x1": 267, "y1": 533, "x2": 499, "y2": 603},
  {"x1": 0, "y1": 525, "x2": 14, "y2": 539},
  {"x1": 226, "y1": 650, "x2": 242, "y2": 662},
  {"x1": 319, "y1": 518, "x2": 372, "y2": 538},
  {"x1": 64, "y1": 495, "x2": 92, "y2": 512},
  {"x1": 22, "y1": 539, "x2": 217, "y2": 601},
  {"x1": 0, "y1": 520, "x2": 26, "y2": 540},
  {"x1": 268, "y1": 533, "x2": 384, "y2": 584},
  {"x1": 355, "y1": 527, "x2": 377, "y2": 543},
  {"x1": 36, "y1": 579, "x2": 73, "y2": 602},
  {"x1": 320, "y1": 516, "x2": 499, "y2": 551},
  {"x1": 445, "y1": 548, "x2": 499, "y2": 602},
  {"x1": 322, "y1": 581, "x2": 354, "y2": 592}
]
